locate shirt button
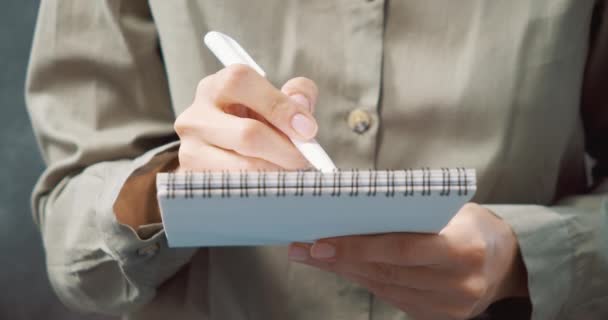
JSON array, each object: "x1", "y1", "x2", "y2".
[
  {"x1": 347, "y1": 109, "x2": 372, "y2": 134},
  {"x1": 137, "y1": 243, "x2": 160, "y2": 257}
]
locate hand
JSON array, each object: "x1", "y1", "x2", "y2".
[
  {"x1": 175, "y1": 64, "x2": 319, "y2": 172},
  {"x1": 115, "y1": 65, "x2": 319, "y2": 228},
  {"x1": 288, "y1": 203, "x2": 529, "y2": 320}
]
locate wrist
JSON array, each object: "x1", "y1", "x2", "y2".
[
  {"x1": 494, "y1": 222, "x2": 530, "y2": 301},
  {"x1": 113, "y1": 151, "x2": 178, "y2": 229}
]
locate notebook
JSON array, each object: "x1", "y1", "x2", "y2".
[{"x1": 157, "y1": 168, "x2": 476, "y2": 247}]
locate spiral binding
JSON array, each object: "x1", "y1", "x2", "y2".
[
  {"x1": 296, "y1": 170, "x2": 304, "y2": 196},
  {"x1": 365, "y1": 169, "x2": 373, "y2": 196},
  {"x1": 349, "y1": 169, "x2": 359, "y2": 197},
  {"x1": 440, "y1": 167, "x2": 450, "y2": 196},
  {"x1": 164, "y1": 168, "x2": 472, "y2": 199}
]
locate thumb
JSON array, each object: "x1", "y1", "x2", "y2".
[{"x1": 281, "y1": 77, "x2": 319, "y2": 113}]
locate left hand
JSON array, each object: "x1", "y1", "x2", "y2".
[{"x1": 288, "y1": 203, "x2": 529, "y2": 320}]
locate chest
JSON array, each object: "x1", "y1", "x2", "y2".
[{"x1": 150, "y1": 0, "x2": 595, "y2": 202}]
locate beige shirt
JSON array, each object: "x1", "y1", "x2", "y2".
[{"x1": 26, "y1": 0, "x2": 608, "y2": 319}]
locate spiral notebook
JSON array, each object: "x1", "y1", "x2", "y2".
[{"x1": 157, "y1": 168, "x2": 476, "y2": 247}]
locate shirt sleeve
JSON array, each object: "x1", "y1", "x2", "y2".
[
  {"x1": 26, "y1": 0, "x2": 196, "y2": 315},
  {"x1": 485, "y1": 2, "x2": 608, "y2": 319}
]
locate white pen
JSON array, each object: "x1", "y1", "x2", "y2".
[{"x1": 204, "y1": 31, "x2": 337, "y2": 173}]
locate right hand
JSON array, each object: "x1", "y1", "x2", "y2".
[{"x1": 174, "y1": 64, "x2": 319, "y2": 172}]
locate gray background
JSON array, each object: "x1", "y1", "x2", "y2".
[{"x1": 0, "y1": 1, "x2": 112, "y2": 319}]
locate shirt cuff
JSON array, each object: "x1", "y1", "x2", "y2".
[
  {"x1": 95, "y1": 141, "x2": 197, "y2": 289},
  {"x1": 484, "y1": 204, "x2": 574, "y2": 320}
]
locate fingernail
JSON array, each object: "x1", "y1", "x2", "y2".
[
  {"x1": 311, "y1": 242, "x2": 335, "y2": 259},
  {"x1": 290, "y1": 94, "x2": 311, "y2": 111},
  {"x1": 291, "y1": 113, "x2": 317, "y2": 139},
  {"x1": 288, "y1": 245, "x2": 309, "y2": 261}
]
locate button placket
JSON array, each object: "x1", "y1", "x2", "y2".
[
  {"x1": 348, "y1": 109, "x2": 372, "y2": 134},
  {"x1": 333, "y1": 0, "x2": 385, "y2": 168}
]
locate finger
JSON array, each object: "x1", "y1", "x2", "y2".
[
  {"x1": 178, "y1": 107, "x2": 309, "y2": 169},
  {"x1": 280, "y1": 77, "x2": 319, "y2": 113},
  {"x1": 295, "y1": 258, "x2": 454, "y2": 292},
  {"x1": 289, "y1": 243, "x2": 483, "y2": 317},
  {"x1": 339, "y1": 273, "x2": 472, "y2": 320},
  {"x1": 292, "y1": 254, "x2": 472, "y2": 320},
  {"x1": 198, "y1": 65, "x2": 318, "y2": 140},
  {"x1": 177, "y1": 140, "x2": 281, "y2": 171},
  {"x1": 295, "y1": 256, "x2": 486, "y2": 301},
  {"x1": 310, "y1": 233, "x2": 455, "y2": 266}
]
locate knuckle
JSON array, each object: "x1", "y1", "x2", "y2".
[
  {"x1": 220, "y1": 64, "x2": 253, "y2": 89},
  {"x1": 268, "y1": 96, "x2": 294, "y2": 123},
  {"x1": 174, "y1": 107, "x2": 210, "y2": 140},
  {"x1": 195, "y1": 76, "x2": 214, "y2": 97},
  {"x1": 205, "y1": 65, "x2": 254, "y2": 103},
  {"x1": 174, "y1": 109, "x2": 194, "y2": 137},
  {"x1": 460, "y1": 276, "x2": 489, "y2": 301},
  {"x1": 174, "y1": 117, "x2": 186, "y2": 137},
  {"x1": 460, "y1": 240, "x2": 487, "y2": 268},
  {"x1": 226, "y1": 63, "x2": 253, "y2": 77},
  {"x1": 290, "y1": 77, "x2": 318, "y2": 94}
]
